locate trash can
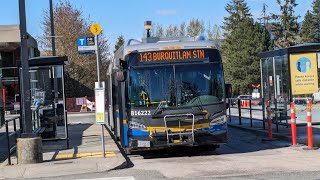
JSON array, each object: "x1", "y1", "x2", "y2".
[{"x1": 40, "y1": 109, "x2": 56, "y2": 138}]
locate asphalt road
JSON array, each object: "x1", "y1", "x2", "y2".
[
  {"x1": 4, "y1": 113, "x2": 320, "y2": 179},
  {"x1": 29, "y1": 124, "x2": 320, "y2": 180}
]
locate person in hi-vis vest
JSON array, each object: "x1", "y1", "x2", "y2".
[{"x1": 139, "y1": 86, "x2": 150, "y2": 107}]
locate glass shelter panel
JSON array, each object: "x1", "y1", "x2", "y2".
[
  {"x1": 27, "y1": 65, "x2": 66, "y2": 139},
  {"x1": 261, "y1": 56, "x2": 290, "y2": 123},
  {"x1": 261, "y1": 57, "x2": 274, "y2": 101}
]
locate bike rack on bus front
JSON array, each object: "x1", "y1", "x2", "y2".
[{"x1": 163, "y1": 113, "x2": 195, "y2": 145}]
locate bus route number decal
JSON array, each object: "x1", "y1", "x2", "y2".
[{"x1": 131, "y1": 110, "x2": 151, "y2": 116}]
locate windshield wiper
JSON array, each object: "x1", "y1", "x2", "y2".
[
  {"x1": 153, "y1": 101, "x2": 166, "y2": 115},
  {"x1": 195, "y1": 96, "x2": 204, "y2": 111}
]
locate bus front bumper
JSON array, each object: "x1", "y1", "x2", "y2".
[{"x1": 128, "y1": 130, "x2": 227, "y2": 151}]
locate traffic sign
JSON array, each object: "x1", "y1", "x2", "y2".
[
  {"x1": 77, "y1": 36, "x2": 96, "y2": 54},
  {"x1": 95, "y1": 82, "x2": 105, "y2": 124},
  {"x1": 90, "y1": 23, "x2": 102, "y2": 35}
]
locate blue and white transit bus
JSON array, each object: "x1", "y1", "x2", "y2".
[{"x1": 106, "y1": 36, "x2": 229, "y2": 153}]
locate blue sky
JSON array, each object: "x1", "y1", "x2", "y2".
[{"x1": 0, "y1": 0, "x2": 314, "y2": 51}]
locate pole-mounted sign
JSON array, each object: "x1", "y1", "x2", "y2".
[
  {"x1": 90, "y1": 23, "x2": 106, "y2": 157},
  {"x1": 90, "y1": 23, "x2": 102, "y2": 35},
  {"x1": 77, "y1": 37, "x2": 95, "y2": 54}
]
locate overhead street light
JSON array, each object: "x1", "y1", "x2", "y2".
[{"x1": 144, "y1": 21, "x2": 152, "y2": 38}]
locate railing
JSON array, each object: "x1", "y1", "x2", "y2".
[
  {"x1": 5, "y1": 116, "x2": 21, "y2": 165},
  {"x1": 228, "y1": 98, "x2": 266, "y2": 129},
  {"x1": 228, "y1": 97, "x2": 295, "y2": 132}
]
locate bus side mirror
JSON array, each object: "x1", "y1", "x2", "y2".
[
  {"x1": 225, "y1": 84, "x2": 232, "y2": 98},
  {"x1": 119, "y1": 59, "x2": 128, "y2": 70},
  {"x1": 116, "y1": 71, "x2": 126, "y2": 82},
  {"x1": 116, "y1": 59, "x2": 127, "y2": 82}
]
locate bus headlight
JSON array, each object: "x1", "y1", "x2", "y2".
[
  {"x1": 128, "y1": 121, "x2": 147, "y2": 130},
  {"x1": 209, "y1": 115, "x2": 226, "y2": 127}
]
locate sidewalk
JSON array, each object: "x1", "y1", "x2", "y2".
[
  {"x1": 228, "y1": 116, "x2": 320, "y2": 147},
  {"x1": 0, "y1": 123, "x2": 126, "y2": 179}
]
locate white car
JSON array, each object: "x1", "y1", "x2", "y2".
[{"x1": 312, "y1": 88, "x2": 320, "y2": 103}]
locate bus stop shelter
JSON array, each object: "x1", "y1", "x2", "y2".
[
  {"x1": 259, "y1": 43, "x2": 320, "y2": 125},
  {"x1": 19, "y1": 56, "x2": 69, "y2": 140}
]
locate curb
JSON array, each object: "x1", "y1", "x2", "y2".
[{"x1": 228, "y1": 123, "x2": 292, "y2": 142}]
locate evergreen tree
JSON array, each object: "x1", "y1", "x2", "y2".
[
  {"x1": 114, "y1": 35, "x2": 124, "y2": 53},
  {"x1": 223, "y1": 0, "x2": 252, "y2": 36},
  {"x1": 187, "y1": 18, "x2": 205, "y2": 37},
  {"x1": 312, "y1": 0, "x2": 320, "y2": 41},
  {"x1": 207, "y1": 21, "x2": 214, "y2": 40},
  {"x1": 166, "y1": 24, "x2": 179, "y2": 37},
  {"x1": 207, "y1": 22, "x2": 222, "y2": 47},
  {"x1": 223, "y1": 18, "x2": 272, "y2": 95},
  {"x1": 270, "y1": 0, "x2": 299, "y2": 48},
  {"x1": 155, "y1": 24, "x2": 164, "y2": 37},
  {"x1": 179, "y1": 22, "x2": 186, "y2": 37},
  {"x1": 300, "y1": 11, "x2": 317, "y2": 43}
]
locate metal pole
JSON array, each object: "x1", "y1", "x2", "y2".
[
  {"x1": 262, "y1": 98, "x2": 266, "y2": 129},
  {"x1": 228, "y1": 100, "x2": 232, "y2": 122},
  {"x1": 6, "y1": 121, "x2": 11, "y2": 165},
  {"x1": 250, "y1": 99, "x2": 252, "y2": 127},
  {"x1": 95, "y1": 34, "x2": 105, "y2": 157},
  {"x1": 238, "y1": 99, "x2": 242, "y2": 125},
  {"x1": 50, "y1": 0, "x2": 59, "y2": 110},
  {"x1": 147, "y1": 29, "x2": 150, "y2": 38},
  {"x1": 19, "y1": 0, "x2": 32, "y2": 133},
  {"x1": 101, "y1": 125, "x2": 105, "y2": 157},
  {"x1": 95, "y1": 34, "x2": 101, "y2": 85},
  {"x1": 318, "y1": 1, "x2": 320, "y2": 41},
  {"x1": 49, "y1": 0, "x2": 56, "y2": 56}
]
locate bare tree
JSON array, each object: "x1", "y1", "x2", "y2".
[{"x1": 39, "y1": 0, "x2": 111, "y2": 97}]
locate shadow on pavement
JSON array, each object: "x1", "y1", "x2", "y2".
[
  {"x1": 0, "y1": 122, "x2": 96, "y2": 164},
  {"x1": 42, "y1": 123, "x2": 93, "y2": 153},
  {"x1": 104, "y1": 124, "x2": 134, "y2": 170},
  {"x1": 128, "y1": 126, "x2": 290, "y2": 160}
]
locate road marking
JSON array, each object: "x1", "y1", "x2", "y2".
[
  {"x1": 77, "y1": 177, "x2": 135, "y2": 180},
  {"x1": 55, "y1": 151, "x2": 116, "y2": 160}
]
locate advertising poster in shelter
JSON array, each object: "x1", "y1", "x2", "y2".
[{"x1": 290, "y1": 53, "x2": 319, "y2": 95}]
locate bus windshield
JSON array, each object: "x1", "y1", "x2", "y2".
[{"x1": 128, "y1": 63, "x2": 224, "y2": 108}]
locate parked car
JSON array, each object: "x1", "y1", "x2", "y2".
[
  {"x1": 312, "y1": 88, "x2": 320, "y2": 103},
  {"x1": 237, "y1": 95, "x2": 261, "y2": 105}
]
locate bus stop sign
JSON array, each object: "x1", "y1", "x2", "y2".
[{"x1": 77, "y1": 37, "x2": 95, "y2": 54}]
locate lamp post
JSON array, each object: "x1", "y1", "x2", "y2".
[
  {"x1": 49, "y1": 0, "x2": 56, "y2": 56},
  {"x1": 144, "y1": 21, "x2": 152, "y2": 38}
]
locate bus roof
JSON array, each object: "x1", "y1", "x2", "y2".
[
  {"x1": 125, "y1": 37, "x2": 217, "y2": 53},
  {"x1": 112, "y1": 36, "x2": 218, "y2": 70}
]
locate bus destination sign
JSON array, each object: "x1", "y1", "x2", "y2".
[{"x1": 139, "y1": 49, "x2": 205, "y2": 63}]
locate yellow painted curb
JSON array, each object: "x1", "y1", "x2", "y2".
[{"x1": 55, "y1": 151, "x2": 116, "y2": 160}]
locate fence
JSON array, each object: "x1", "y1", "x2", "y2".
[
  {"x1": 66, "y1": 97, "x2": 95, "y2": 112},
  {"x1": 228, "y1": 97, "x2": 300, "y2": 132},
  {"x1": 228, "y1": 98, "x2": 266, "y2": 129},
  {"x1": 5, "y1": 116, "x2": 21, "y2": 165}
]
